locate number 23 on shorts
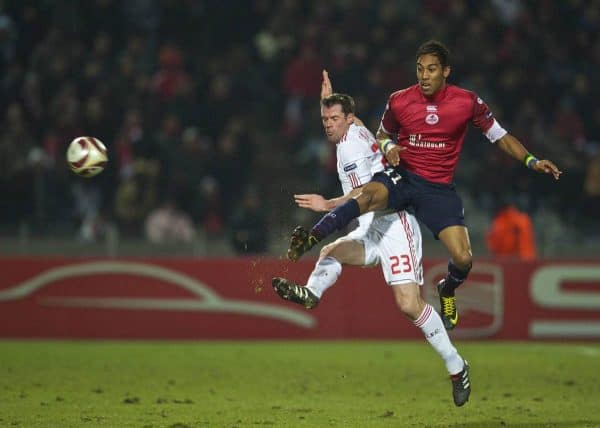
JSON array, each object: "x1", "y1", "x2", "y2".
[{"x1": 390, "y1": 255, "x2": 412, "y2": 273}]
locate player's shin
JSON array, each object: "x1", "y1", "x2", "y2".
[
  {"x1": 414, "y1": 303, "x2": 464, "y2": 375},
  {"x1": 310, "y1": 199, "x2": 360, "y2": 241},
  {"x1": 306, "y1": 256, "x2": 342, "y2": 298}
]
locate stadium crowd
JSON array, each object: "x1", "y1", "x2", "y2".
[{"x1": 0, "y1": 0, "x2": 598, "y2": 254}]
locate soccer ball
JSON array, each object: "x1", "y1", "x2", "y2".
[{"x1": 66, "y1": 136, "x2": 108, "y2": 177}]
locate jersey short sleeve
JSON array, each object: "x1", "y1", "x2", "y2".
[
  {"x1": 471, "y1": 93, "x2": 507, "y2": 142},
  {"x1": 471, "y1": 93, "x2": 494, "y2": 132}
]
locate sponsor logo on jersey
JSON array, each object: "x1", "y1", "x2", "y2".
[
  {"x1": 425, "y1": 113, "x2": 439, "y2": 125},
  {"x1": 343, "y1": 163, "x2": 357, "y2": 172},
  {"x1": 426, "y1": 105, "x2": 438, "y2": 112},
  {"x1": 408, "y1": 134, "x2": 447, "y2": 149}
]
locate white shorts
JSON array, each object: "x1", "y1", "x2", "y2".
[{"x1": 347, "y1": 211, "x2": 423, "y2": 286}]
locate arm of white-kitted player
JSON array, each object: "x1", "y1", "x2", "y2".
[
  {"x1": 321, "y1": 70, "x2": 333, "y2": 100},
  {"x1": 294, "y1": 188, "x2": 362, "y2": 212},
  {"x1": 321, "y1": 69, "x2": 365, "y2": 127},
  {"x1": 353, "y1": 117, "x2": 366, "y2": 127}
]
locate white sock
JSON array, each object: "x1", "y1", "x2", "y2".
[
  {"x1": 306, "y1": 256, "x2": 342, "y2": 299},
  {"x1": 414, "y1": 304, "x2": 464, "y2": 375}
]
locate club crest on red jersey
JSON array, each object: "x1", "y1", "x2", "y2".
[{"x1": 425, "y1": 113, "x2": 439, "y2": 125}]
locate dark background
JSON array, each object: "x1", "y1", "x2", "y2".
[{"x1": 0, "y1": 0, "x2": 598, "y2": 257}]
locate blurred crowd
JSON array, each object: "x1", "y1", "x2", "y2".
[{"x1": 0, "y1": 0, "x2": 598, "y2": 255}]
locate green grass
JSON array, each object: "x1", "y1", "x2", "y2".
[{"x1": 0, "y1": 341, "x2": 599, "y2": 427}]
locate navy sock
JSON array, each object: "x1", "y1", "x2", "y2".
[
  {"x1": 444, "y1": 260, "x2": 471, "y2": 292},
  {"x1": 311, "y1": 199, "x2": 360, "y2": 241}
]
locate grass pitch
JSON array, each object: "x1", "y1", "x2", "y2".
[{"x1": 0, "y1": 341, "x2": 599, "y2": 427}]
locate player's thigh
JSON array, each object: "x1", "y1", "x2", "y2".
[
  {"x1": 354, "y1": 181, "x2": 389, "y2": 211},
  {"x1": 368, "y1": 212, "x2": 423, "y2": 285},
  {"x1": 319, "y1": 237, "x2": 365, "y2": 265},
  {"x1": 414, "y1": 185, "x2": 465, "y2": 238},
  {"x1": 371, "y1": 168, "x2": 411, "y2": 211}
]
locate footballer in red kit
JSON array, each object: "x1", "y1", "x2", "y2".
[{"x1": 285, "y1": 40, "x2": 562, "y2": 333}]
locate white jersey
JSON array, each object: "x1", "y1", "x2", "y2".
[
  {"x1": 335, "y1": 122, "x2": 423, "y2": 285},
  {"x1": 336, "y1": 123, "x2": 398, "y2": 236}
]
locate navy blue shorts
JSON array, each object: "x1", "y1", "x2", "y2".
[{"x1": 371, "y1": 167, "x2": 465, "y2": 238}]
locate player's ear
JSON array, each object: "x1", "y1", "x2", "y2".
[
  {"x1": 443, "y1": 66, "x2": 451, "y2": 79},
  {"x1": 346, "y1": 112, "x2": 355, "y2": 123}
]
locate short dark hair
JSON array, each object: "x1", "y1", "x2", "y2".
[
  {"x1": 416, "y1": 40, "x2": 450, "y2": 68},
  {"x1": 321, "y1": 93, "x2": 355, "y2": 116}
]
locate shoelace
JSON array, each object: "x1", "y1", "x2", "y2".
[{"x1": 441, "y1": 296, "x2": 456, "y2": 315}]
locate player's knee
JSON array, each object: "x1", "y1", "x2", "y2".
[
  {"x1": 360, "y1": 182, "x2": 388, "y2": 211},
  {"x1": 355, "y1": 185, "x2": 374, "y2": 208},
  {"x1": 319, "y1": 242, "x2": 338, "y2": 259},
  {"x1": 453, "y1": 251, "x2": 473, "y2": 272},
  {"x1": 393, "y1": 287, "x2": 421, "y2": 319}
]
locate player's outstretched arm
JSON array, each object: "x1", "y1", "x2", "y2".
[
  {"x1": 497, "y1": 134, "x2": 562, "y2": 180},
  {"x1": 295, "y1": 194, "x2": 330, "y2": 212},
  {"x1": 295, "y1": 188, "x2": 362, "y2": 212}
]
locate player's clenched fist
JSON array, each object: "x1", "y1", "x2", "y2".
[{"x1": 383, "y1": 145, "x2": 406, "y2": 167}]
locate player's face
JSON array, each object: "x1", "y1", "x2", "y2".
[
  {"x1": 321, "y1": 104, "x2": 354, "y2": 143},
  {"x1": 416, "y1": 54, "x2": 450, "y2": 97}
]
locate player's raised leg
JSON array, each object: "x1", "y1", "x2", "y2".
[
  {"x1": 275, "y1": 239, "x2": 364, "y2": 307},
  {"x1": 287, "y1": 179, "x2": 395, "y2": 262},
  {"x1": 437, "y1": 225, "x2": 473, "y2": 330}
]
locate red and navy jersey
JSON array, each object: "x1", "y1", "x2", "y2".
[{"x1": 380, "y1": 84, "x2": 505, "y2": 184}]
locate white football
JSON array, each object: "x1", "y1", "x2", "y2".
[{"x1": 66, "y1": 136, "x2": 108, "y2": 177}]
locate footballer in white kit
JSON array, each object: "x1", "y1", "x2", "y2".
[{"x1": 335, "y1": 123, "x2": 423, "y2": 287}]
